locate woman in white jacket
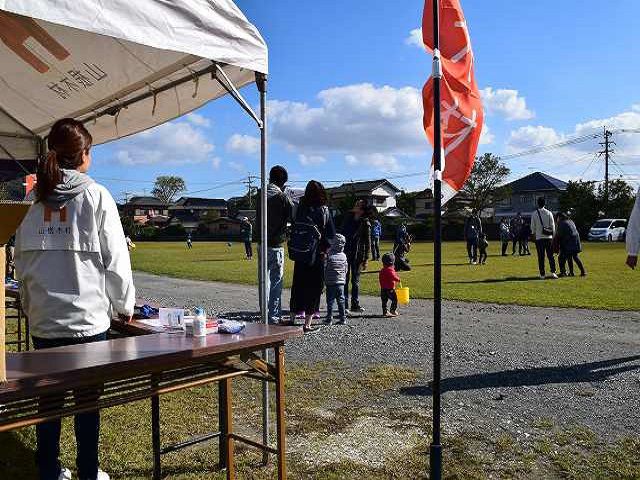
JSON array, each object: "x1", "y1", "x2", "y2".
[
  {"x1": 15, "y1": 118, "x2": 135, "y2": 480},
  {"x1": 626, "y1": 188, "x2": 640, "y2": 269}
]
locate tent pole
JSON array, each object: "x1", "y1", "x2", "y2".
[
  {"x1": 257, "y1": 73, "x2": 270, "y2": 464},
  {"x1": 430, "y1": 0, "x2": 443, "y2": 479}
]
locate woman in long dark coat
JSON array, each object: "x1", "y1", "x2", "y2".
[
  {"x1": 557, "y1": 212, "x2": 586, "y2": 276},
  {"x1": 288, "y1": 180, "x2": 335, "y2": 332}
]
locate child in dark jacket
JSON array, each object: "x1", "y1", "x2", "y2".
[
  {"x1": 379, "y1": 252, "x2": 401, "y2": 317},
  {"x1": 478, "y1": 233, "x2": 488, "y2": 264}
]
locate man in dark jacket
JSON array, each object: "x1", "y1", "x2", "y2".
[
  {"x1": 341, "y1": 200, "x2": 371, "y2": 313},
  {"x1": 255, "y1": 166, "x2": 293, "y2": 324},
  {"x1": 464, "y1": 210, "x2": 482, "y2": 264}
]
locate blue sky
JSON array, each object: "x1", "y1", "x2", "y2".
[{"x1": 91, "y1": 0, "x2": 640, "y2": 201}]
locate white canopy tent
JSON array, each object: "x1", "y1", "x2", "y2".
[{"x1": 0, "y1": 0, "x2": 272, "y2": 473}]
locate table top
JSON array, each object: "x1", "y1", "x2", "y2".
[{"x1": 1, "y1": 324, "x2": 301, "y2": 399}]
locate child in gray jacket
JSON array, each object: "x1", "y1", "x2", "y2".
[{"x1": 324, "y1": 233, "x2": 348, "y2": 325}]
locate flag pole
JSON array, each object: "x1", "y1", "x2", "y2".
[{"x1": 430, "y1": 0, "x2": 443, "y2": 478}]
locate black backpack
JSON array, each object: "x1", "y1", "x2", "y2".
[{"x1": 288, "y1": 207, "x2": 324, "y2": 265}]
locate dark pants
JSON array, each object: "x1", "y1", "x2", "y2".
[
  {"x1": 381, "y1": 288, "x2": 398, "y2": 314},
  {"x1": 326, "y1": 284, "x2": 346, "y2": 322},
  {"x1": 32, "y1": 332, "x2": 107, "y2": 480},
  {"x1": 345, "y1": 259, "x2": 362, "y2": 310},
  {"x1": 290, "y1": 259, "x2": 324, "y2": 314},
  {"x1": 371, "y1": 237, "x2": 380, "y2": 260},
  {"x1": 479, "y1": 248, "x2": 487, "y2": 264},
  {"x1": 535, "y1": 239, "x2": 556, "y2": 276},
  {"x1": 501, "y1": 240, "x2": 509, "y2": 256},
  {"x1": 244, "y1": 241, "x2": 252, "y2": 258},
  {"x1": 466, "y1": 239, "x2": 478, "y2": 262},
  {"x1": 559, "y1": 251, "x2": 585, "y2": 275},
  {"x1": 521, "y1": 237, "x2": 531, "y2": 255},
  {"x1": 512, "y1": 237, "x2": 518, "y2": 254}
]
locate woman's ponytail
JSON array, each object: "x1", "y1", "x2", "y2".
[
  {"x1": 35, "y1": 118, "x2": 92, "y2": 203},
  {"x1": 36, "y1": 150, "x2": 62, "y2": 202}
]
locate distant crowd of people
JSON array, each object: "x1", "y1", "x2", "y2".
[
  {"x1": 464, "y1": 197, "x2": 588, "y2": 278},
  {"x1": 255, "y1": 165, "x2": 405, "y2": 333}
]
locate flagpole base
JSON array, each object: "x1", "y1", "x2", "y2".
[{"x1": 429, "y1": 443, "x2": 442, "y2": 480}]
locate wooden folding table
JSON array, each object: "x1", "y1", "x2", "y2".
[{"x1": 0, "y1": 325, "x2": 301, "y2": 479}]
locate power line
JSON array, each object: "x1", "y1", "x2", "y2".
[{"x1": 498, "y1": 132, "x2": 602, "y2": 161}]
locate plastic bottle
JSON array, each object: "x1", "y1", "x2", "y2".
[{"x1": 193, "y1": 307, "x2": 207, "y2": 337}]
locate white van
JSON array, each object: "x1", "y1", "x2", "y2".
[{"x1": 587, "y1": 218, "x2": 627, "y2": 242}]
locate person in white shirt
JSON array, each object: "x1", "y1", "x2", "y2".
[
  {"x1": 15, "y1": 118, "x2": 134, "y2": 480},
  {"x1": 529, "y1": 196, "x2": 558, "y2": 279},
  {"x1": 626, "y1": 188, "x2": 640, "y2": 269}
]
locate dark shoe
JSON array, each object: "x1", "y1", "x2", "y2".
[
  {"x1": 569, "y1": 272, "x2": 575, "y2": 277},
  {"x1": 322, "y1": 318, "x2": 332, "y2": 325},
  {"x1": 335, "y1": 319, "x2": 347, "y2": 325},
  {"x1": 580, "y1": 272, "x2": 587, "y2": 277},
  {"x1": 559, "y1": 272, "x2": 567, "y2": 277},
  {"x1": 350, "y1": 305, "x2": 365, "y2": 313},
  {"x1": 303, "y1": 325, "x2": 319, "y2": 333}
]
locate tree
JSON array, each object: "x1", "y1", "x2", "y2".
[
  {"x1": 559, "y1": 181, "x2": 598, "y2": 237},
  {"x1": 597, "y1": 179, "x2": 635, "y2": 219},
  {"x1": 461, "y1": 153, "x2": 511, "y2": 214},
  {"x1": 0, "y1": 178, "x2": 25, "y2": 201},
  {"x1": 396, "y1": 190, "x2": 417, "y2": 217},
  {"x1": 151, "y1": 176, "x2": 186, "y2": 203}
]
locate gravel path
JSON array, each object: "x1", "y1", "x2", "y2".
[{"x1": 134, "y1": 271, "x2": 640, "y2": 440}]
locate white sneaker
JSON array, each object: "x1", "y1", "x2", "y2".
[
  {"x1": 96, "y1": 469, "x2": 110, "y2": 480},
  {"x1": 548, "y1": 273, "x2": 559, "y2": 279},
  {"x1": 539, "y1": 275, "x2": 545, "y2": 280},
  {"x1": 97, "y1": 469, "x2": 110, "y2": 480},
  {"x1": 58, "y1": 468, "x2": 72, "y2": 480}
]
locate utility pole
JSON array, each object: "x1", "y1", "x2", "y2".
[
  {"x1": 122, "y1": 191, "x2": 133, "y2": 203},
  {"x1": 598, "y1": 127, "x2": 615, "y2": 214},
  {"x1": 243, "y1": 175, "x2": 259, "y2": 208}
]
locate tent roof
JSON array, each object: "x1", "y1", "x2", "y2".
[{"x1": 0, "y1": 0, "x2": 267, "y2": 168}]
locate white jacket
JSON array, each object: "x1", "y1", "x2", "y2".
[
  {"x1": 627, "y1": 188, "x2": 640, "y2": 256},
  {"x1": 530, "y1": 207, "x2": 555, "y2": 240},
  {"x1": 15, "y1": 181, "x2": 135, "y2": 338}
]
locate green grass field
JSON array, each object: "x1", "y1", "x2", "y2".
[{"x1": 131, "y1": 240, "x2": 638, "y2": 311}]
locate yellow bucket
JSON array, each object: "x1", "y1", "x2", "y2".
[{"x1": 396, "y1": 283, "x2": 410, "y2": 305}]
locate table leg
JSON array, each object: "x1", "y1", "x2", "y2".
[
  {"x1": 151, "y1": 378, "x2": 162, "y2": 480},
  {"x1": 218, "y1": 380, "x2": 227, "y2": 470},
  {"x1": 17, "y1": 304, "x2": 22, "y2": 352},
  {"x1": 275, "y1": 345, "x2": 287, "y2": 480},
  {"x1": 220, "y1": 377, "x2": 235, "y2": 480},
  {"x1": 25, "y1": 312, "x2": 30, "y2": 351}
]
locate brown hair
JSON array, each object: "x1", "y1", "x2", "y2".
[
  {"x1": 36, "y1": 118, "x2": 92, "y2": 202},
  {"x1": 302, "y1": 180, "x2": 327, "y2": 207}
]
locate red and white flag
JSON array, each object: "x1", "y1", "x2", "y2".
[{"x1": 422, "y1": 0, "x2": 483, "y2": 204}]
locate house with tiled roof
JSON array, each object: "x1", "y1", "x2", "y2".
[
  {"x1": 494, "y1": 171, "x2": 568, "y2": 219},
  {"x1": 327, "y1": 179, "x2": 402, "y2": 213},
  {"x1": 121, "y1": 196, "x2": 170, "y2": 225}
]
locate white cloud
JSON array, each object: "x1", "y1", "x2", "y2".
[
  {"x1": 212, "y1": 157, "x2": 221, "y2": 169},
  {"x1": 504, "y1": 105, "x2": 640, "y2": 186},
  {"x1": 226, "y1": 134, "x2": 260, "y2": 155},
  {"x1": 344, "y1": 153, "x2": 401, "y2": 172},
  {"x1": 269, "y1": 83, "x2": 426, "y2": 160},
  {"x1": 481, "y1": 87, "x2": 534, "y2": 121},
  {"x1": 228, "y1": 161, "x2": 246, "y2": 172},
  {"x1": 480, "y1": 123, "x2": 494, "y2": 145},
  {"x1": 186, "y1": 112, "x2": 211, "y2": 127},
  {"x1": 299, "y1": 154, "x2": 326, "y2": 166},
  {"x1": 507, "y1": 125, "x2": 562, "y2": 153},
  {"x1": 114, "y1": 121, "x2": 214, "y2": 165},
  {"x1": 405, "y1": 28, "x2": 424, "y2": 49}
]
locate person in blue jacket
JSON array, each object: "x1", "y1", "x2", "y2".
[{"x1": 370, "y1": 218, "x2": 382, "y2": 261}]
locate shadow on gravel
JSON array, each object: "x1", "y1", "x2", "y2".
[
  {"x1": 447, "y1": 276, "x2": 542, "y2": 284},
  {"x1": 400, "y1": 355, "x2": 640, "y2": 396}
]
